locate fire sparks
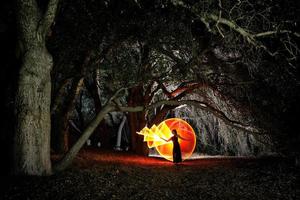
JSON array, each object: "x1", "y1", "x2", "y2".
[{"x1": 137, "y1": 118, "x2": 196, "y2": 162}]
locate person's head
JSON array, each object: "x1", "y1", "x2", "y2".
[{"x1": 172, "y1": 129, "x2": 177, "y2": 135}]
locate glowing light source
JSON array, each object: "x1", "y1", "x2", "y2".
[{"x1": 137, "y1": 118, "x2": 196, "y2": 162}]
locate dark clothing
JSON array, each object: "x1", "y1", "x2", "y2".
[{"x1": 171, "y1": 135, "x2": 182, "y2": 163}]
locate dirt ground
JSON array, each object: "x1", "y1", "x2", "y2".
[{"x1": 1, "y1": 149, "x2": 299, "y2": 200}]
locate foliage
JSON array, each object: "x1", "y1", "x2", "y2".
[{"x1": 48, "y1": 0, "x2": 300, "y2": 156}]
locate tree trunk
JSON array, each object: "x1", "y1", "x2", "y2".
[
  {"x1": 128, "y1": 86, "x2": 149, "y2": 155},
  {"x1": 115, "y1": 115, "x2": 127, "y2": 150},
  {"x1": 128, "y1": 112, "x2": 149, "y2": 155},
  {"x1": 14, "y1": 45, "x2": 52, "y2": 175},
  {"x1": 51, "y1": 77, "x2": 84, "y2": 153},
  {"x1": 51, "y1": 52, "x2": 90, "y2": 153},
  {"x1": 14, "y1": 0, "x2": 59, "y2": 175},
  {"x1": 52, "y1": 113, "x2": 69, "y2": 153}
]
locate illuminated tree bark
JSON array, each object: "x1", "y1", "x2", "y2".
[{"x1": 14, "y1": 0, "x2": 59, "y2": 175}]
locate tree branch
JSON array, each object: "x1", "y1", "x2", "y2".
[
  {"x1": 16, "y1": 0, "x2": 40, "y2": 49},
  {"x1": 115, "y1": 99, "x2": 266, "y2": 135},
  {"x1": 39, "y1": 0, "x2": 60, "y2": 38},
  {"x1": 107, "y1": 87, "x2": 127, "y2": 104},
  {"x1": 53, "y1": 104, "x2": 114, "y2": 172},
  {"x1": 169, "y1": 0, "x2": 299, "y2": 57},
  {"x1": 254, "y1": 30, "x2": 300, "y2": 38}
]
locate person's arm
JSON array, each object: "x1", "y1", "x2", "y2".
[{"x1": 160, "y1": 136, "x2": 172, "y2": 142}]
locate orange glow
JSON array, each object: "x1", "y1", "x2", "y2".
[{"x1": 137, "y1": 118, "x2": 196, "y2": 162}]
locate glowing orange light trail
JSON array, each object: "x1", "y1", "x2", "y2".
[{"x1": 137, "y1": 118, "x2": 196, "y2": 162}]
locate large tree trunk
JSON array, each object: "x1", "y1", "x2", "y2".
[
  {"x1": 14, "y1": 0, "x2": 59, "y2": 175},
  {"x1": 128, "y1": 112, "x2": 148, "y2": 155},
  {"x1": 128, "y1": 86, "x2": 149, "y2": 155},
  {"x1": 14, "y1": 45, "x2": 52, "y2": 175}
]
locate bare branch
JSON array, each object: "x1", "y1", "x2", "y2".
[
  {"x1": 115, "y1": 99, "x2": 266, "y2": 135},
  {"x1": 117, "y1": 105, "x2": 145, "y2": 113},
  {"x1": 169, "y1": 0, "x2": 298, "y2": 58},
  {"x1": 107, "y1": 87, "x2": 127, "y2": 103},
  {"x1": 54, "y1": 104, "x2": 114, "y2": 172},
  {"x1": 216, "y1": 0, "x2": 225, "y2": 38},
  {"x1": 148, "y1": 100, "x2": 264, "y2": 135},
  {"x1": 39, "y1": 0, "x2": 60, "y2": 38},
  {"x1": 203, "y1": 14, "x2": 281, "y2": 56},
  {"x1": 254, "y1": 30, "x2": 300, "y2": 38},
  {"x1": 16, "y1": 0, "x2": 40, "y2": 48}
]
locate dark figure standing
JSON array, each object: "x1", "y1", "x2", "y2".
[
  {"x1": 170, "y1": 130, "x2": 182, "y2": 163},
  {"x1": 163, "y1": 129, "x2": 187, "y2": 163}
]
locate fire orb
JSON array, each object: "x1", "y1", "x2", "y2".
[{"x1": 138, "y1": 118, "x2": 196, "y2": 162}]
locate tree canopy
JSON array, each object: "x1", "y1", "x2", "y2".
[{"x1": 1, "y1": 0, "x2": 299, "y2": 174}]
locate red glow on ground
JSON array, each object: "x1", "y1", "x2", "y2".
[
  {"x1": 73, "y1": 149, "x2": 174, "y2": 167},
  {"x1": 64, "y1": 149, "x2": 256, "y2": 169}
]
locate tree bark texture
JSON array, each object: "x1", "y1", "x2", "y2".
[
  {"x1": 14, "y1": 45, "x2": 53, "y2": 175},
  {"x1": 128, "y1": 86, "x2": 149, "y2": 155},
  {"x1": 14, "y1": 0, "x2": 59, "y2": 175}
]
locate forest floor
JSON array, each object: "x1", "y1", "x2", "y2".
[{"x1": 1, "y1": 148, "x2": 299, "y2": 200}]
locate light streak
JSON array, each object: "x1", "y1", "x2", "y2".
[{"x1": 138, "y1": 118, "x2": 196, "y2": 162}]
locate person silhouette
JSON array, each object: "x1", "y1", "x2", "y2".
[{"x1": 162, "y1": 129, "x2": 188, "y2": 163}]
